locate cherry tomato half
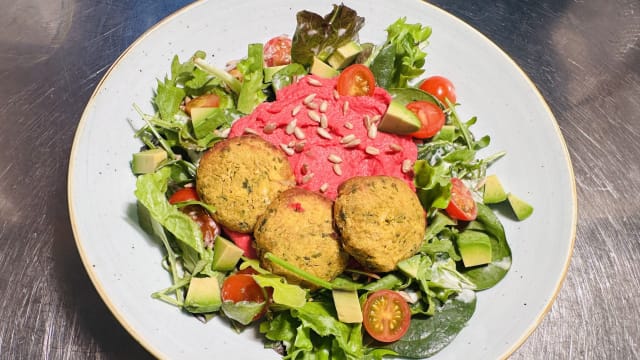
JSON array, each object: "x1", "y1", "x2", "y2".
[
  {"x1": 446, "y1": 178, "x2": 478, "y2": 221},
  {"x1": 221, "y1": 274, "x2": 268, "y2": 321},
  {"x1": 182, "y1": 205, "x2": 219, "y2": 248},
  {"x1": 419, "y1": 75, "x2": 457, "y2": 104},
  {"x1": 337, "y1": 64, "x2": 376, "y2": 97},
  {"x1": 185, "y1": 94, "x2": 220, "y2": 116},
  {"x1": 362, "y1": 290, "x2": 411, "y2": 343},
  {"x1": 264, "y1": 35, "x2": 292, "y2": 67},
  {"x1": 168, "y1": 187, "x2": 199, "y2": 204},
  {"x1": 406, "y1": 101, "x2": 446, "y2": 139}
]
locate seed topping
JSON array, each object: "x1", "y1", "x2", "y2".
[
  {"x1": 308, "y1": 110, "x2": 321, "y2": 123},
  {"x1": 307, "y1": 77, "x2": 323, "y2": 87},
  {"x1": 294, "y1": 127, "x2": 305, "y2": 140},
  {"x1": 365, "y1": 146, "x2": 380, "y2": 156},
  {"x1": 328, "y1": 154, "x2": 343, "y2": 164},
  {"x1": 317, "y1": 127, "x2": 333, "y2": 139},
  {"x1": 333, "y1": 163, "x2": 343, "y2": 176},
  {"x1": 279, "y1": 143, "x2": 295, "y2": 156},
  {"x1": 286, "y1": 118, "x2": 297, "y2": 134}
]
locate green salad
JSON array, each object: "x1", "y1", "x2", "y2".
[{"x1": 131, "y1": 4, "x2": 533, "y2": 359}]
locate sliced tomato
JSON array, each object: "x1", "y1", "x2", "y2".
[
  {"x1": 406, "y1": 101, "x2": 445, "y2": 139},
  {"x1": 264, "y1": 35, "x2": 292, "y2": 67},
  {"x1": 185, "y1": 93, "x2": 220, "y2": 115},
  {"x1": 221, "y1": 274, "x2": 268, "y2": 321},
  {"x1": 336, "y1": 64, "x2": 375, "y2": 97},
  {"x1": 362, "y1": 290, "x2": 411, "y2": 343},
  {"x1": 446, "y1": 178, "x2": 478, "y2": 221},
  {"x1": 419, "y1": 75, "x2": 457, "y2": 104},
  {"x1": 168, "y1": 187, "x2": 199, "y2": 204}
]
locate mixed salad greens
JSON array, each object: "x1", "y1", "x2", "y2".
[{"x1": 131, "y1": 4, "x2": 533, "y2": 359}]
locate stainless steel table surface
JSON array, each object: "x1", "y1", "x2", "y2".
[{"x1": 1, "y1": 0, "x2": 638, "y2": 359}]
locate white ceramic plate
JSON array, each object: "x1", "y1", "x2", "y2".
[{"x1": 68, "y1": 0, "x2": 577, "y2": 359}]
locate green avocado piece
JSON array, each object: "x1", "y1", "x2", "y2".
[
  {"x1": 264, "y1": 65, "x2": 287, "y2": 82},
  {"x1": 131, "y1": 148, "x2": 167, "y2": 174},
  {"x1": 507, "y1": 193, "x2": 534, "y2": 220},
  {"x1": 457, "y1": 230, "x2": 492, "y2": 268},
  {"x1": 483, "y1": 175, "x2": 508, "y2": 204},
  {"x1": 332, "y1": 289, "x2": 363, "y2": 323},
  {"x1": 310, "y1": 56, "x2": 339, "y2": 78},
  {"x1": 327, "y1": 41, "x2": 363, "y2": 70},
  {"x1": 184, "y1": 276, "x2": 222, "y2": 313},
  {"x1": 378, "y1": 99, "x2": 422, "y2": 135},
  {"x1": 211, "y1": 237, "x2": 244, "y2": 271}
]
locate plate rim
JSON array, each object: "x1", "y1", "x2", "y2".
[{"x1": 67, "y1": 1, "x2": 578, "y2": 359}]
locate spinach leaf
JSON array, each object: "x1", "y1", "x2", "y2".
[
  {"x1": 458, "y1": 203, "x2": 512, "y2": 290},
  {"x1": 291, "y1": 4, "x2": 364, "y2": 66},
  {"x1": 134, "y1": 167, "x2": 203, "y2": 255},
  {"x1": 385, "y1": 291, "x2": 476, "y2": 359}
]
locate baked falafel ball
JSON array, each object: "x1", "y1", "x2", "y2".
[
  {"x1": 334, "y1": 176, "x2": 426, "y2": 272},
  {"x1": 196, "y1": 135, "x2": 295, "y2": 233},
  {"x1": 254, "y1": 188, "x2": 349, "y2": 289}
]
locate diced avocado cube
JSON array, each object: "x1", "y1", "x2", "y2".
[
  {"x1": 457, "y1": 230, "x2": 492, "y2": 268},
  {"x1": 327, "y1": 41, "x2": 363, "y2": 70},
  {"x1": 184, "y1": 276, "x2": 222, "y2": 313},
  {"x1": 211, "y1": 237, "x2": 244, "y2": 271},
  {"x1": 332, "y1": 289, "x2": 363, "y2": 323},
  {"x1": 131, "y1": 148, "x2": 167, "y2": 174},
  {"x1": 378, "y1": 99, "x2": 422, "y2": 135},
  {"x1": 507, "y1": 193, "x2": 534, "y2": 220},
  {"x1": 483, "y1": 175, "x2": 508, "y2": 204},
  {"x1": 264, "y1": 65, "x2": 287, "y2": 82},
  {"x1": 310, "y1": 56, "x2": 339, "y2": 79}
]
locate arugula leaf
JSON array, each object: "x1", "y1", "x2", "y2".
[
  {"x1": 154, "y1": 77, "x2": 185, "y2": 122},
  {"x1": 370, "y1": 18, "x2": 431, "y2": 88},
  {"x1": 414, "y1": 160, "x2": 451, "y2": 211},
  {"x1": 134, "y1": 167, "x2": 203, "y2": 255},
  {"x1": 291, "y1": 4, "x2": 365, "y2": 66},
  {"x1": 237, "y1": 43, "x2": 267, "y2": 114}
]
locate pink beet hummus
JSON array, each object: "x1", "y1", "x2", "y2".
[{"x1": 229, "y1": 75, "x2": 417, "y2": 200}]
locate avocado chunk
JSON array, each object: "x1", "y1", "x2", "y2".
[
  {"x1": 457, "y1": 230, "x2": 492, "y2": 268},
  {"x1": 332, "y1": 289, "x2": 363, "y2": 323},
  {"x1": 131, "y1": 148, "x2": 167, "y2": 174},
  {"x1": 310, "y1": 56, "x2": 339, "y2": 78},
  {"x1": 264, "y1": 65, "x2": 287, "y2": 82},
  {"x1": 378, "y1": 99, "x2": 422, "y2": 135},
  {"x1": 327, "y1": 41, "x2": 363, "y2": 70},
  {"x1": 483, "y1": 175, "x2": 508, "y2": 204},
  {"x1": 507, "y1": 193, "x2": 534, "y2": 220},
  {"x1": 184, "y1": 276, "x2": 222, "y2": 313},
  {"x1": 212, "y1": 237, "x2": 244, "y2": 271}
]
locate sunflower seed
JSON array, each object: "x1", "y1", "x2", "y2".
[
  {"x1": 389, "y1": 143, "x2": 403, "y2": 152},
  {"x1": 344, "y1": 138, "x2": 361, "y2": 148},
  {"x1": 333, "y1": 163, "x2": 343, "y2": 176},
  {"x1": 319, "y1": 100, "x2": 328, "y2": 113},
  {"x1": 302, "y1": 172, "x2": 315, "y2": 184},
  {"x1": 306, "y1": 101, "x2": 319, "y2": 110},
  {"x1": 363, "y1": 115, "x2": 372, "y2": 129},
  {"x1": 320, "y1": 183, "x2": 329, "y2": 193},
  {"x1": 308, "y1": 110, "x2": 321, "y2": 123},
  {"x1": 280, "y1": 143, "x2": 294, "y2": 156},
  {"x1": 340, "y1": 134, "x2": 356, "y2": 144},
  {"x1": 301, "y1": 163, "x2": 309, "y2": 175},
  {"x1": 317, "y1": 127, "x2": 333, "y2": 139},
  {"x1": 370, "y1": 114, "x2": 382, "y2": 124},
  {"x1": 286, "y1": 118, "x2": 297, "y2": 134},
  {"x1": 294, "y1": 141, "x2": 306, "y2": 152},
  {"x1": 344, "y1": 121, "x2": 353, "y2": 129},
  {"x1": 294, "y1": 127, "x2": 305, "y2": 140},
  {"x1": 343, "y1": 101, "x2": 349, "y2": 115},
  {"x1": 244, "y1": 128, "x2": 258, "y2": 135},
  {"x1": 402, "y1": 159, "x2": 413, "y2": 173},
  {"x1": 307, "y1": 77, "x2": 323, "y2": 87},
  {"x1": 292, "y1": 104, "x2": 302, "y2": 116},
  {"x1": 365, "y1": 146, "x2": 380, "y2": 156},
  {"x1": 303, "y1": 93, "x2": 317, "y2": 105},
  {"x1": 320, "y1": 114, "x2": 328, "y2": 128},
  {"x1": 333, "y1": 89, "x2": 340, "y2": 100},
  {"x1": 328, "y1": 154, "x2": 343, "y2": 164},
  {"x1": 288, "y1": 140, "x2": 296, "y2": 147},
  {"x1": 367, "y1": 123, "x2": 378, "y2": 139},
  {"x1": 263, "y1": 122, "x2": 277, "y2": 134}
]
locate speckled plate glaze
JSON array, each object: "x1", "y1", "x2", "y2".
[{"x1": 68, "y1": 0, "x2": 577, "y2": 359}]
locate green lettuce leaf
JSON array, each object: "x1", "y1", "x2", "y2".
[
  {"x1": 253, "y1": 274, "x2": 308, "y2": 308},
  {"x1": 237, "y1": 43, "x2": 267, "y2": 114}
]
